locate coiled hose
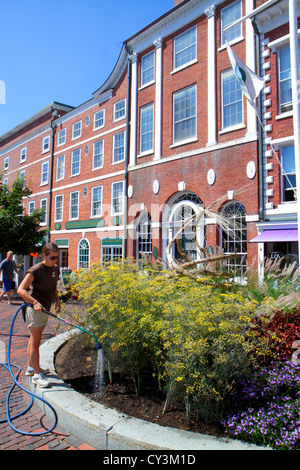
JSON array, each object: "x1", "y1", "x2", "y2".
[{"x1": 0, "y1": 304, "x2": 58, "y2": 436}]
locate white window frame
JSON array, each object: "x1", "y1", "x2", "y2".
[
  {"x1": 221, "y1": 0, "x2": 242, "y2": 46},
  {"x1": 140, "y1": 102, "x2": 154, "y2": 154},
  {"x1": 56, "y1": 155, "x2": 65, "y2": 181},
  {"x1": 72, "y1": 121, "x2": 82, "y2": 140},
  {"x1": 221, "y1": 68, "x2": 243, "y2": 130},
  {"x1": 78, "y1": 238, "x2": 90, "y2": 269},
  {"x1": 93, "y1": 139, "x2": 104, "y2": 169},
  {"x1": 173, "y1": 26, "x2": 197, "y2": 72},
  {"x1": 57, "y1": 129, "x2": 66, "y2": 146},
  {"x1": 280, "y1": 144, "x2": 297, "y2": 203},
  {"x1": 111, "y1": 181, "x2": 124, "y2": 215},
  {"x1": 113, "y1": 131, "x2": 125, "y2": 164},
  {"x1": 91, "y1": 185, "x2": 103, "y2": 217},
  {"x1": 4, "y1": 156, "x2": 9, "y2": 170},
  {"x1": 41, "y1": 161, "x2": 49, "y2": 186},
  {"x1": 42, "y1": 135, "x2": 50, "y2": 153},
  {"x1": 54, "y1": 195, "x2": 64, "y2": 222},
  {"x1": 28, "y1": 200, "x2": 35, "y2": 215},
  {"x1": 71, "y1": 149, "x2": 81, "y2": 176},
  {"x1": 113, "y1": 99, "x2": 126, "y2": 122},
  {"x1": 94, "y1": 109, "x2": 105, "y2": 130},
  {"x1": 69, "y1": 191, "x2": 79, "y2": 220},
  {"x1": 173, "y1": 84, "x2": 197, "y2": 145},
  {"x1": 40, "y1": 197, "x2": 47, "y2": 225},
  {"x1": 20, "y1": 147, "x2": 27, "y2": 163},
  {"x1": 101, "y1": 244, "x2": 123, "y2": 263},
  {"x1": 141, "y1": 50, "x2": 155, "y2": 87}
]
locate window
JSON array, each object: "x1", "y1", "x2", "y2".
[
  {"x1": 140, "y1": 103, "x2": 154, "y2": 153},
  {"x1": 174, "y1": 26, "x2": 197, "y2": 70},
  {"x1": 55, "y1": 195, "x2": 63, "y2": 221},
  {"x1": 4, "y1": 156, "x2": 9, "y2": 170},
  {"x1": 20, "y1": 147, "x2": 27, "y2": 162},
  {"x1": 113, "y1": 131, "x2": 125, "y2": 163},
  {"x1": 40, "y1": 198, "x2": 47, "y2": 225},
  {"x1": 93, "y1": 140, "x2": 104, "y2": 169},
  {"x1": 281, "y1": 145, "x2": 297, "y2": 202},
  {"x1": 221, "y1": 202, "x2": 247, "y2": 278},
  {"x1": 43, "y1": 135, "x2": 50, "y2": 152},
  {"x1": 56, "y1": 155, "x2": 65, "y2": 181},
  {"x1": 58, "y1": 129, "x2": 66, "y2": 146},
  {"x1": 28, "y1": 200, "x2": 35, "y2": 214},
  {"x1": 70, "y1": 191, "x2": 79, "y2": 220},
  {"x1": 221, "y1": 0, "x2": 242, "y2": 45},
  {"x1": 137, "y1": 212, "x2": 152, "y2": 260},
  {"x1": 91, "y1": 186, "x2": 103, "y2": 217},
  {"x1": 78, "y1": 238, "x2": 90, "y2": 269},
  {"x1": 71, "y1": 149, "x2": 80, "y2": 176},
  {"x1": 141, "y1": 51, "x2": 155, "y2": 86},
  {"x1": 173, "y1": 85, "x2": 196, "y2": 144},
  {"x1": 72, "y1": 121, "x2": 82, "y2": 139},
  {"x1": 41, "y1": 161, "x2": 49, "y2": 185},
  {"x1": 278, "y1": 44, "x2": 300, "y2": 113},
  {"x1": 221, "y1": 69, "x2": 243, "y2": 129},
  {"x1": 112, "y1": 181, "x2": 124, "y2": 215},
  {"x1": 94, "y1": 109, "x2": 105, "y2": 129},
  {"x1": 102, "y1": 245, "x2": 123, "y2": 263},
  {"x1": 114, "y1": 99, "x2": 126, "y2": 121},
  {"x1": 20, "y1": 170, "x2": 25, "y2": 188}
]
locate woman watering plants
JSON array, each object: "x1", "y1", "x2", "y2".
[{"x1": 17, "y1": 243, "x2": 61, "y2": 388}]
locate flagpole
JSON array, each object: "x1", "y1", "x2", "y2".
[{"x1": 289, "y1": 0, "x2": 300, "y2": 268}]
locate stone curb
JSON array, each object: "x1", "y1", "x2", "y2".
[{"x1": 28, "y1": 330, "x2": 268, "y2": 451}]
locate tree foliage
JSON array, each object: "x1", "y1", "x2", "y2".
[{"x1": 0, "y1": 173, "x2": 48, "y2": 255}]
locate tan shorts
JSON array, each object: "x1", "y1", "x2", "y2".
[{"x1": 25, "y1": 306, "x2": 49, "y2": 328}]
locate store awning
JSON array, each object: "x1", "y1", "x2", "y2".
[{"x1": 250, "y1": 229, "x2": 298, "y2": 243}]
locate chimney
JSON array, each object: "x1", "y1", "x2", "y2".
[{"x1": 174, "y1": 0, "x2": 185, "y2": 5}]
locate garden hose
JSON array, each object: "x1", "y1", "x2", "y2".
[
  {"x1": 0, "y1": 303, "x2": 101, "y2": 436},
  {"x1": 0, "y1": 304, "x2": 58, "y2": 436},
  {"x1": 41, "y1": 308, "x2": 102, "y2": 349}
]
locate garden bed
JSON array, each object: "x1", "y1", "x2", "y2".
[{"x1": 54, "y1": 334, "x2": 225, "y2": 438}]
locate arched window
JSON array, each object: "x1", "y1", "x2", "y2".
[
  {"x1": 78, "y1": 238, "x2": 90, "y2": 269},
  {"x1": 162, "y1": 192, "x2": 205, "y2": 262},
  {"x1": 137, "y1": 212, "x2": 152, "y2": 260},
  {"x1": 221, "y1": 202, "x2": 247, "y2": 278}
]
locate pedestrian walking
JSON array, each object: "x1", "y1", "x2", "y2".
[{"x1": 0, "y1": 251, "x2": 19, "y2": 304}]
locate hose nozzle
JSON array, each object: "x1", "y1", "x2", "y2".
[{"x1": 96, "y1": 343, "x2": 102, "y2": 350}]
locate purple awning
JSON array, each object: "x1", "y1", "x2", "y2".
[{"x1": 250, "y1": 229, "x2": 298, "y2": 243}]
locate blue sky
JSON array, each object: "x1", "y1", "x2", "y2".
[{"x1": 0, "y1": 0, "x2": 174, "y2": 136}]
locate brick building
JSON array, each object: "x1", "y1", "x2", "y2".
[{"x1": 0, "y1": 0, "x2": 298, "y2": 280}]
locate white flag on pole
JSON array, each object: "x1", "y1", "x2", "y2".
[{"x1": 225, "y1": 39, "x2": 265, "y2": 109}]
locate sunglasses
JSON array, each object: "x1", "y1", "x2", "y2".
[{"x1": 48, "y1": 255, "x2": 59, "y2": 260}]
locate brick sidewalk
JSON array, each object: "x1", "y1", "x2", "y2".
[{"x1": 0, "y1": 297, "x2": 96, "y2": 450}]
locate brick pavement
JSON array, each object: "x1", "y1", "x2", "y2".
[{"x1": 0, "y1": 296, "x2": 96, "y2": 450}]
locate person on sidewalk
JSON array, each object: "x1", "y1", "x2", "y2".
[
  {"x1": 0, "y1": 251, "x2": 19, "y2": 304},
  {"x1": 17, "y1": 243, "x2": 61, "y2": 388}
]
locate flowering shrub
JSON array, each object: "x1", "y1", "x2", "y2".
[
  {"x1": 70, "y1": 260, "x2": 258, "y2": 422},
  {"x1": 223, "y1": 361, "x2": 300, "y2": 449}
]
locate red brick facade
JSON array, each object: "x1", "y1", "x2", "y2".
[{"x1": 0, "y1": 0, "x2": 298, "y2": 278}]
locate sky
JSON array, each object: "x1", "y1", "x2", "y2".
[{"x1": 0, "y1": 0, "x2": 174, "y2": 136}]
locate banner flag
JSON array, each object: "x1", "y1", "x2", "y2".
[{"x1": 225, "y1": 39, "x2": 265, "y2": 109}]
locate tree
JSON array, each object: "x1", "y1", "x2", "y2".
[{"x1": 0, "y1": 173, "x2": 49, "y2": 255}]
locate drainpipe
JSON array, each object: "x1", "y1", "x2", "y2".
[
  {"x1": 47, "y1": 108, "x2": 57, "y2": 243},
  {"x1": 123, "y1": 50, "x2": 132, "y2": 258},
  {"x1": 252, "y1": 18, "x2": 264, "y2": 223}
]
